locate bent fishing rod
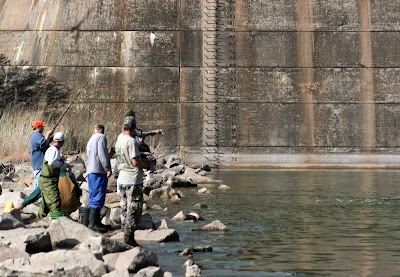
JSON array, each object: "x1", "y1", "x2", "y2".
[
  {"x1": 109, "y1": 119, "x2": 205, "y2": 150},
  {"x1": 52, "y1": 73, "x2": 95, "y2": 130},
  {"x1": 161, "y1": 120, "x2": 205, "y2": 133}
]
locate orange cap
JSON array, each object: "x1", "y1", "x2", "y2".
[{"x1": 32, "y1": 120, "x2": 46, "y2": 129}]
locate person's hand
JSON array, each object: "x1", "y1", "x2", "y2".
[
  {"x1": 46, "y1": 129, "x2": 54, "y2": 137},
  {"x1": 106, "y1": 170, "x2": 112, "y2": 178},
  {"x1": 156, "y1": 129, "x2": 163, "y2": 135},
  {"x1": 65, "y1": 163, "x2": 72, "y2": 172},
  {"x1": 16, "y1": 203, "x2": 24, "y2": 210}
]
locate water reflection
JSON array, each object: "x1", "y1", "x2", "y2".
[{"x1": 151, "y1": 170, "x2": 400, "y2": 276}]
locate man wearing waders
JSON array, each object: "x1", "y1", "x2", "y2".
[
  {"x1": 30, "y1": 120, "x2": 53, "y2": 190},
  {"x1": 39, "y1": 132, "x2": 68, "y2": 220},
  {"x1": 86, "y1": 124, "x2": 112, "y2": 232},
  {"x1": 115, "y1": 116, "x2": 146, "y2": 246}
]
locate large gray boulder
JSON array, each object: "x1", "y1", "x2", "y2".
[
  {"x1": 79, "y1": 235, "x2": 132, "y2": 257},
  {"x1": 0, "y1": 209, "x2": 25, "y2": 229},
  {"x1": 165, "y1": 176, "x2": 197, "y2": 188},
  {"x1": 114, "y1": 247, "x2": 159, "y2": 273},
  {"x1": 29, "y1": 249, "x2": 107, "y2": 276},
  {"x1": 47, "y1": 217, "x2": 98, "y2": 248},
  {"x1": 102, "y1": 269, "x2": 129, "y2": 277},
  {"x1": 0, "y1": 257, "x2": 36, "y2": 273},
  {"x1": 138, "y1": 213, "x2": 155, "y2": 230},
  {"x1": 103, "y1": 252, "x2": 120, "y2": 269},
  {"x1": 0, "y1": 181, "x2": 28, "y2": 191},
  {"x1": 25, "y1": 230, "x2": 52, "y2": 254},
  {"x1": 0, "y1": 246, "x2": 29, "y2": 263},
  {"x1": 135, "y1": 266, "x2": 164, "y2": 277},
  {"x1": 135, "y1": 229, "x2": 179, "y2": 243},
  {"x1": 0, "y1": 227, "x2": 47, "y2": 250},
  {"x1": 13, "y1": 164, "x2": 32, "y2": 180},
  {"x1": 0, "y1": 267, "x2": 41, "y2": 277}
]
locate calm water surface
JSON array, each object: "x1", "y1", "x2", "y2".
[{"x1": 145, "y1": 170, "x2": 400, "y2": 276}]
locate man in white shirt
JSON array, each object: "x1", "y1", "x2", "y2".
[{"x1": 39, "y1": 132, "x2": 68, "y2": 220}]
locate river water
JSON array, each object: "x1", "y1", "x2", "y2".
[{"x1": 145, "y1": 169, "x2": 400, "y2": 276}]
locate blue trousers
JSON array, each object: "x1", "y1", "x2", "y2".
[{"x1": 88, "y1": 173, "x2": 108, "y2": 209}]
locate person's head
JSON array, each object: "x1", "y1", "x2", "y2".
[
  {"x1": 123, "y1": 116, "x2": 136, "y2": 135},
  {"x1": 125, "y1": 110, "x2": 136, "y2": 117},
  {"x1": 137, "y1": 129, "x2": 145, "y2": 142},
  {"x1": 53, "y1": 132, "x2": 65, "y2": 148},
  {"x1": 32, "y1": 120, "x2": 46, "y2": 133},
  {"x1": 94, "y1": 124, "x2": 105, "y2": 134}
]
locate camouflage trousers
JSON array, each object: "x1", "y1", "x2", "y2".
[{"x1": 118, "y1": 183, "x2": 143, "y2": 236}]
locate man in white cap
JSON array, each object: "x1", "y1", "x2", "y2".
[{"x1": 39, "y1": 132, "x2": 69, "y2": 220}]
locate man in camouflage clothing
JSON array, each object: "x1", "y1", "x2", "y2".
[{"x1": 115, "y1": 116, "x2": 147, "y2": 246}]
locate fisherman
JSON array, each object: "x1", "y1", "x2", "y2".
[
  {"x1": 39, "y1": 132, "x2": 69, "y2": 220},
  {"x1": 86, "y1": 124, "x2": 112, "y2": 232},
  {"x1": 17, "y1": 171, "x2": 81, "y2": 218},
  {"x1": 138, "y1": 133, "x2": 156, "y2": 181},
  {"x1": 30, "y1": 120, "x2": 53, "y2": 190},
  {"x1": 125, "y1": 110, "x2": 163, "y2": 140},
  {"x1": 115, "y1": 116, "x2": 147, "y2": 246},
  {"x1": 111, "y1": 110, "x2": 162, "y2": 179}
]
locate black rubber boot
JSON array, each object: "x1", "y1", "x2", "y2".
[
  {"x1": 124, "y1": 231, "x2": 140, "y2": 247},
  {"x1": 88, "y1": 208, "x2": 107, "y2": 233},
  {"x1": 78, "y1": 207, "x2": 90, "y2": 227}
]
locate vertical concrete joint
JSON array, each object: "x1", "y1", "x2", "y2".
[
  {"x1": 359, "y1": 0, "x2": 376, "y2": 149},
  {"x1": 297, "y1": 0, "x2": 315, "y2": 147}
]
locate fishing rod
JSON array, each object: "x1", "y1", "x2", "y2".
[
  {"x1": 162, "y1": 120, "x2": 205, "y2": 133},
  {"x1": 109, "y1": 119, "x2": 206, "y2": 150},
  {"x1": 52, "y1": 72, "x2": 95, "y2": 130},
  {"x1": 155, "y1": 139, "x2": 204, "y2": 160}
]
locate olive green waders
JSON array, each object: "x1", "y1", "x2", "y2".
[{"x1": 39, "y1": 160, "x2": 67, "y2": 220}]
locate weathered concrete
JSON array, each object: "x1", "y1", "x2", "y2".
[{"x1": 1, "y1": 0, "x2": 400, "y2": 167}]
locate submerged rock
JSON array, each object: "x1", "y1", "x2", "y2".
[{"x1": 193, "y1": 220, "x2": 228, "y2": 232}]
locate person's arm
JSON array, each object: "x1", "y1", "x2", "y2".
[
  {"x1": 19, "y1": 187, "x2": 42, "y2": 208},
  {"x1": 44, "y1": 130, "x2": 54, "y2": 146},
  {"x1": 98, "y1": 136, "x2": 112, "y2": 178},
  {"x1": 136, "y1": 129, "x2": 162, "y2": 138},
  {"x1": 129, "y1": 139, "x2": 147, "y2": 170},
  {"x1": 130, "y1": 157, "x2": 146, "y2": 171}
]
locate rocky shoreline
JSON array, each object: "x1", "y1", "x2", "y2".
[{"x1": 0, "y1": 155, "x2": 231, "y2": 277}]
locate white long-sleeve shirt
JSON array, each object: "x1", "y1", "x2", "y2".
[{"x1": 44, "y1": 145, "x2": 67, "y2": 171}]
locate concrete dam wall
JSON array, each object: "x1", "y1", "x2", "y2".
[{"x1": 1, "y1": 0, "x2": 400, "y2": 167}]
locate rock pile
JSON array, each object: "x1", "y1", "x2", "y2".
[{"x1": 0, "y1": 155, "x2": 228, "y2": 276}]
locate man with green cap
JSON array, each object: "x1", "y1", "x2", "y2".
[{"x1": 115, "y1": 116, "x2": 147, "y2": 246}]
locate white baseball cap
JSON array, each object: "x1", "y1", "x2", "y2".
[{"x1": 53, "y1": 132, "x2": 65, "y2": 142}]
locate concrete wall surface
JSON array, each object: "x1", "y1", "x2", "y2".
[{"x1": 1, "y1": 0, "x2": 400, "y2": 167}]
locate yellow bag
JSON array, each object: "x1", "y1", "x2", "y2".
[
  {"x1": 58, "y1": 175, "x2": 81, "y2": 212},
  {"x1": 3, "y1": 201, "x2": 14, "y2": 213}
]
